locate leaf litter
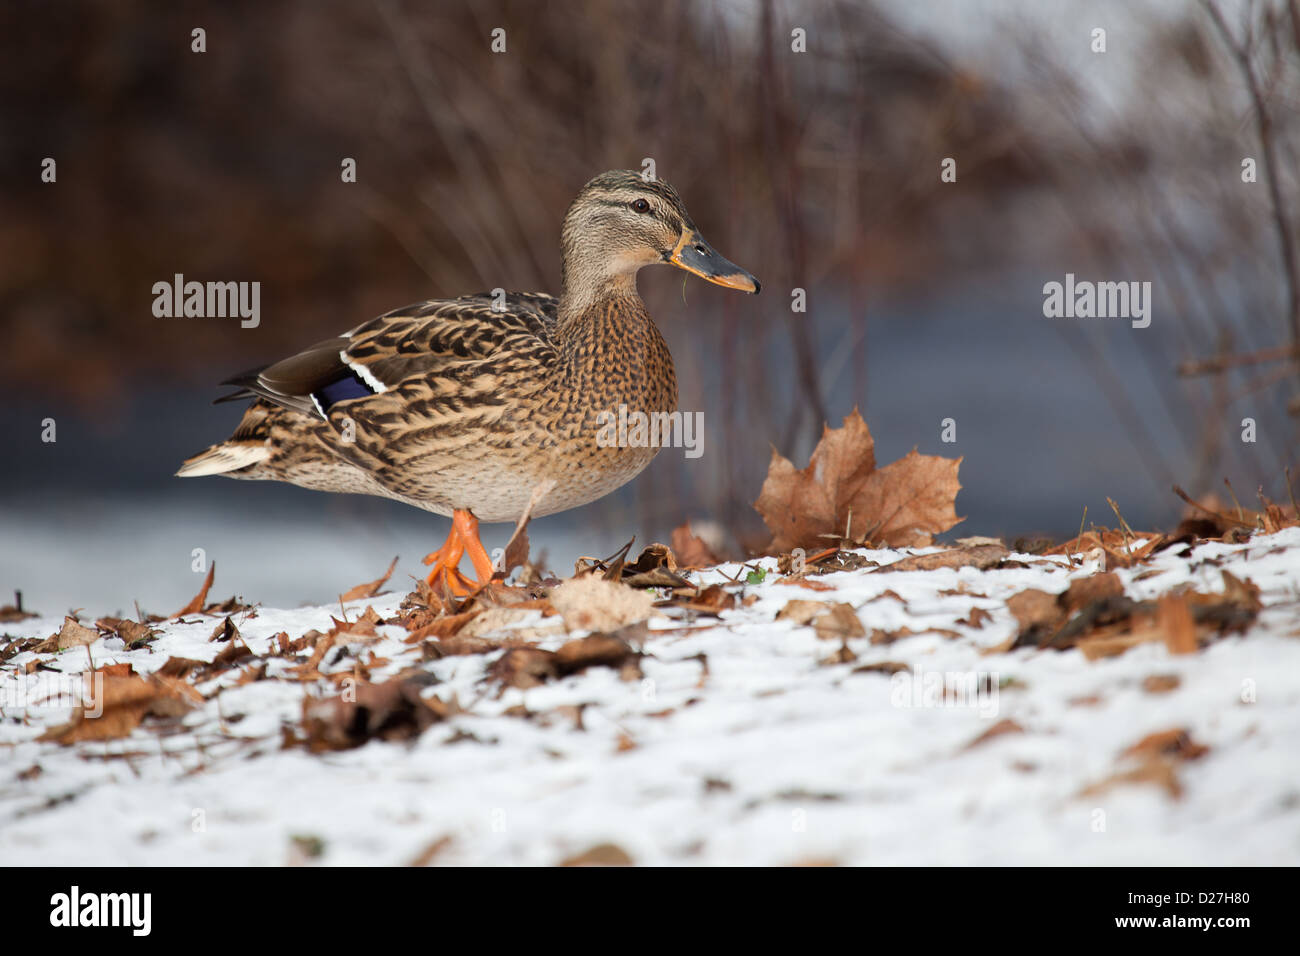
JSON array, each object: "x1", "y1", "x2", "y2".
[{"x1": 4, "y1": 413, "x2": 1300, "y2": 863}]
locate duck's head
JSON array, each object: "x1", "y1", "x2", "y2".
[{"x1": 560, "y1": 170, "x2": 760, "y2": 303}]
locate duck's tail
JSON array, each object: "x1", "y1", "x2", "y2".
[
  {"x1": 176, "y1": 399, "x2": 276, "y2": 478},
  {"x1": 176, "y1": 441, "x2": 270, "y2": 477}
]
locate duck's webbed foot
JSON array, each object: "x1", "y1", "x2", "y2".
[{"x1": 422, "y1": 509, "x2": 495, "y2": 595}]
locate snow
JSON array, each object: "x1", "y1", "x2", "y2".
[{"x1": 2, "y1": 529, "x2": 1299, "y2": 866}]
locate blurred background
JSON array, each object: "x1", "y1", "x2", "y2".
[{"x1": 2, "y1": 0, "x2": 1298, "y2": 614}]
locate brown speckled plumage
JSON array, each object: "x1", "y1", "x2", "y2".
[{"x1": 179, "y1": 170, "x2": 758, "y2": 524}]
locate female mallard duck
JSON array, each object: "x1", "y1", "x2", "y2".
[{"x1": 178, "y1": 170, "x2": 759, "y2": 591}]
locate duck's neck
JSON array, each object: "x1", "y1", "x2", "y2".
[
  {"x1": 553, "y1": 278, "x2": 677, "y2": 416},
  {"x1": 556, "y1": 267, "x2": 640, "y2": 333}
]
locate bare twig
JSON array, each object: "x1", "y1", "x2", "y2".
[{"x1": 1203, "y1": 0, "x2": 1300, "y2": 343}]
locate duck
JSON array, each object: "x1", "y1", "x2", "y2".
[{"x1": 178, "y1": 170, "x2": 760, "y2": 592}]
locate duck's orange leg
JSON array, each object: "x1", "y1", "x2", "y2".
[{"x1": 423, "y1": 509, "x2": 496, "y2": 594}]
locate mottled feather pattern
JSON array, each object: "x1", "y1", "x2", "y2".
[
  {"x1": 216, "y1": 291, "x2": 676, "y2": 521},
  {"x1": 178, "y1": 169, "x2": 753, "y2": 524}
]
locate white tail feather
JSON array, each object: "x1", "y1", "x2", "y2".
[{"x1": 176, "y1": 442, "x2": 269, "y2": 477}]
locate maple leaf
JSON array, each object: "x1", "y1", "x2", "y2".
[
  {"x1": 671, "y1": 521, "x2": 723, "y2": 567},
  {"x1": 754, "y1": 408, "x2": 962, "y2": 552}
]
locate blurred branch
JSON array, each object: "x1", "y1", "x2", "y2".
[
  {"x1": 1178, "y1": 342, "x2": 1300, "y2": 375},
  {"x1": 1202, "y1": 0, "x2": 1300, "y2": 345}
]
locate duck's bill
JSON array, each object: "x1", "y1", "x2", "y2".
[{"x1": 668, "y1": 230, "x2": 761, "y2": 294}]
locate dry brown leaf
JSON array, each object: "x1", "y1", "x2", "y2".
[
  {"x1": 0, "y1": 602, "x2": 37, "y2": 623},
  {"x1": 300, "y1": 677, "x2": 448, "y2": 752},
  {"x1": 458, "y1": 606, "x2": 560, "y2": 640},
  {"x1": 776, "y1": 577, "x2": 835, "y2": 591},
  {"x1": 964, "y1": 719, "x2": 1025, "y2": 749},
  {"x1": 209, "y1": 616, "x2": 239, "y2": 643},
  {"x1": 957, "y1": 607, "x2": 993, "y2": 628},
  {"x1": 503, "y1": 522, "x2": 530, "y2": 577},
  {"x1": 1080, "y1": 759, "x2": 1184, "y2": 800},
  {"x1": 38, "y1": 672, "x2": 198, "y2": 744},
  {"x1": 175, "y1": 563, "x2": 216, "y2": 617},
  {"x1": 1081, "y1": 727, "x2": 1210, "y2": 800},
  {"x1": 673, "y1": 584, "x2": 736, "y2": 615},
  {"x1": 340, "y1": 556, "x2": 399, "y2": 602},
  {"x1": 33, "y1": 617, "x2": 99, "y2": 653},
  {"x1": 1120, "y1": 727, "x2": 1210, "y2": 762},
  {"x1": 548, "y1": 577, "x2": 655, "y2": 633},
  {"x1": 881, "y1": 543, "x2": 1006, "y2": 573},
  {"x1": 559, "y1": 843, "x2": 633, "y2": 867},
  {"x1": 403, "y1": 609, "x2": 482, "y2": 643},
  {"x1": 820, "y1": 642, "x2": 857, "y2": 666},
  {"x1": 156, "y1": 657, "x2": 205, "y2": 679},
  {"x1": 851, "y1": 660, "x2": 909, "y2": 675},
  {"x1": 1141, "y1": 674, "x2": 1182, "y2": 694},
  {"x1": 1157, "y1": 594, "x2": 1198, "y2": 655},
  {"x1": 1005, "y1": 590, "x2": 1064, "y2": 630},
  {"x1": 754, "y1": 408, "x2": 962, "y2": 552},
  {"x1": 868, "y1": 626, "x2": 934, "y2": 645},
  {"x1": 671, "y1": 521, "x2": 722, "y2": 568},
  {"x1": 1220, "y1": 570, "x2": 1262, "y2": 612},
  {"x1": 1060, "y1": 573, "x2": 1124, "y2": 614},
  {"x1": 407, "y1": 836, "x2": 454, "y2": 867},
  {"x1": 488, "y1": 647, "x2": 559, "y2": 689},
  {"x1": 554, "y1": 634, "x2": 641, "y2": 677},
  {"x1": 812, "y1": 604, "x2": 866, "y2": 641},
  {"x1": 94, "y1": 617, "x2": 159, "y2": 649}
]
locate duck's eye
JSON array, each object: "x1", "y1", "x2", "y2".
[{"x1": 631, "y1": 199, "x2": 651, "y2": 214}]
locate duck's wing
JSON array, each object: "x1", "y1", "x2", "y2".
[{"x1": 218, "y1": 292, "x2": 560, "y2": 419}]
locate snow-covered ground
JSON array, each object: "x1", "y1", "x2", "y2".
[{"x1": 2, "y1": 529, "x2": 1298, "y2": 866}]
